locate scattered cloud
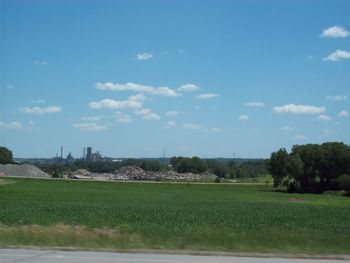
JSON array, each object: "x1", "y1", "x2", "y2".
[
  {"x1": 195, "y1": 93, "x2": 219, "y2": 99},
  {"x1": 178, "y1": 84, "x2": 199, "y2": 92},
  {"x1": 320, "y1": 25, "x2": 350, "y2": 38},
  {"x1": 134, "y1": 109, "x2": 160, "y2": 120},
  {"x1": 273, "y1": 104, "x2": 325, "y2": 114},
  {"x1": 338, "y1": 110, "x2": 349, "y2": 118},
  {"x1": 317, "y1": 114, "x2": 332, "y2": 121},
  {"x1": 164, "y1": 121, "x2": 176, "y2": 128},
  {"x1": 323, "y1": 50, "x2": 350, "y2": 61},
  {"x1": 165, "y1": 110, "x2": 179, "y2": 117},
  {"x1": 0, "y1": 121, "x2": 23, "y2": 130},
  {"x1": 211, "y1": 128, "x2": 221, "y2": 132},
  {"x1": 194, "y1": 105, "x2": 200, "y2": 110},
  {"x1": 326, "y1": 95, "x2": 347, "y2": 101},
  {"x1": 239, "y1": 114, "x2": 249, "y2": 121},
  {"x1": 32, "y1": 99, "x2": 46, "y2": 104},
  {"x1": 280, "y1": 126, "x2": 294, "y2": 131},
  {"x1": 6, "y1": 84, "x2": 13, "y2": 90},
  {"x1": 81, "y1": 115, "x2": 103, "y2": 121},
  {"x1": 151, "y1": 87, "x2": 181, "y2": 97},
  {"x1": 245, "y1": 102, "x2": 265, "y2": 107},
  {"x1": 89, "y1": 95, "x2": 144, "y2": 110},
  {"x1": 95, "y1": 82, "x2": 181, "y2": 97},
  {"x1": 115, "y1": 111, "x2": 133, "y2": 123},
  {"x1": 136, "y1": 52, "x2": 153, "y2": 60},
  {"x1": 33, "y1": 60, "x2": 48, "y2": 65},
  {"x1": 73, "y1": 123, "x2": 107, "y2": 132},
  {"x1": 295, "y1": 134, "x2": 308, "y2": 140},
  {"x1": 20, "y1": 106, "x2": 62, "y2": 114},
  {"x1": 322, "y1": 129, "x2": 335, "y2": 137},
  {"x1": 183, "y1": 123, "x2": 203, "y2": 130}
]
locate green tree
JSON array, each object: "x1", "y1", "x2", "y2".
[{"x1": 0, "y1": 146, "x2": 13, "y2": 164}]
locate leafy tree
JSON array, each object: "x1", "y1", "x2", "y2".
[
  {"x1": 270, "y1": 142, "x2": 350, "y2": 193},
  {"x1": 0, "y1": 146, "x2": 13, "y2": 164}
]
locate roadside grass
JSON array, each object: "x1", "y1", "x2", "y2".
[{"x1": 0, "y1": 177, "x2": 349, "y2": 254}]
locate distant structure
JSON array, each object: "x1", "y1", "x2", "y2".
[
  {"x1": 60, "y1": 146, "x2": 63, "y2": 159},
  {"x1": 91, "y1": 151, "x2": 102, "y2": 162},
  {"x1": 66, "y1": 152, "x2": 74, "y2": 164},
  {"x1": 86, "y1": 147, "x2": 92, "y2": 161},
  {"x1": 83, "y1": 147, "x2": 86, "y2": 159}
]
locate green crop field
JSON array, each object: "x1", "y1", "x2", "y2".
[{"x1": 0, "y1": 177, "x2": 349, "y2": 255}]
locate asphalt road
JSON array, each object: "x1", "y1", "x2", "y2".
[{"x1": 0, "y1": 249, "x2": 349, "y2": 263}]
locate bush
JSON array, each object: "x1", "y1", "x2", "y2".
[{"x1": 337, "y1": 174, "x2": 350, "y2": 193}]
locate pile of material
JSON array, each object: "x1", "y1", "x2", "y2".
[
  {"x1": 68, "y1": 169, "x2": 92, "y2": 179},
  {"x1": 114, "y1": 166, "x2": 147, "y2": 180},
  {"x1": 0, "y1": 164, "x2": 50, "y2": 178}
]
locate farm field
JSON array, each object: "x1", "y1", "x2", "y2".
[{"x1": 0, "y1": 177, "x2": 349, "y2": 255}]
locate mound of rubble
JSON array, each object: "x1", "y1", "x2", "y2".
[
  {"x1": 68, "y1": 169, "x2": 93, "y2": 179},
  {"x1": 0, "y1": 164, "x2": 50, "y2": 178},
  {"x1": 112, "y1": 166, "x2": 217, "y2": 181},
  {"x1": 114, "y1": 166, "x2": 146, "y2": 180}
]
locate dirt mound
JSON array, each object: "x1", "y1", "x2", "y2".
[
  {"x1": 114, "y1": 166, "x2": 146, "y2": 180},
  {"x1": 0, "y1": 164, "x2": 50, "y2": 178}
]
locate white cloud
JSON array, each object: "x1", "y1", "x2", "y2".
[
  {"x1": 295, "y1": 134, "x2": 308, "y2": 140},
  {"x1": 32, "y1": 99, "x2": 46, "y2": 104},
  {"x1": 151, "y1": 87, "x2": 181, "y2": 97},
  {"x1": 273, "y1": 104, "x2": 325, "y2": 114},
  {"x1": 136, "y1": 52, "x2": 153, "y2": 60},
  {"x1": 166, "y1": 110, "x2": 179, "y2": 117},
  {"x1": 73, "y1": 123, "x2": 107, "y2": 132},
  {"x1": 115, "y1": 111, "x2": 133, "y2": 123},
  {"x1": 0, "y1": 121, "x2": 23, "y2": 130},
  {"x1": 33, "y1": 60, "x2": 48, "y2": 65},
  {"x1": 338, "y1": 110, "x2": 349, "y2": 118},
  {"x1": 95, "y1": 82, "x2": 180, "y2": 97},
  {"x1": 245, "y1": 102, "x2": 265, "y2": 107},
  {"x1": 183, "y1": 123, "x2": 203, "y2": 130},
  {"x1": 6, "y1": 84, "x2": 14, "y2": 90},
  {"x1": 178, "y1": 84, "x2": 199, "y2": 92},
  {"x1": 280, "y1": 126, "x2": 294, "y2": 131},
  {"x1": 323, "y1": 50, "x2": 350, "y2": 61},
  {"x1": 81, "y1": 115, "x2": 103, "y2": 121},
  {"x1": 134, "y1": 109, "x2": 160, "y2": 120},
  {"x1": 21, "y1": 106, "x2": 62, "y2": 114},
  {"x1": 164, "y1": 121, "x2": 176, "y2": 128},
  {"x1": 320, "y1": 25, "x2": 350, "y2": 38},
  {"x1": 195, "y1": 93, "x2": 219, "y2": 99},
  {"x1": 317, "y1": 114, "x2": 332, "y2": 121},
  {"x1": 211, "y1": 128, "x2": 221, "y2": 132},
  {"x1": 239, "y1": 115, "x2": 249, "y2": 121},
  {"x1": 89, "y1": 97, "x2": 143, "y2": 110},
  {"x1": 326, "y1": 95, "x2": 347, "y2": 101}
]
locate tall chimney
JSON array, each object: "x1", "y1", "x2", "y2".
[{"x1": 60, "y1": 146, "x2": 63, "y2": 159}]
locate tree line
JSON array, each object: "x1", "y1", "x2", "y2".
[{"x1": 269, "y1": 142, "x2": 350, "y2": 194}]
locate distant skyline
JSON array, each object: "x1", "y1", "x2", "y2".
[{"x1": 1, "y1": 0, "x2": 349, "y2": 159}]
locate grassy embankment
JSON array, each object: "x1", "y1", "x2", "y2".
[{"x1": 0, "y1": 177, "x2": 349, "y2": 254}]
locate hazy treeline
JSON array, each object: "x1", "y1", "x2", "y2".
[{"x1": 34, "y1": 156, "x2": 268, "y2": 179}]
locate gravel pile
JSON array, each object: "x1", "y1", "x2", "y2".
[{"x1": 0, "y1": 164, "x2": 50, "y2": 178}]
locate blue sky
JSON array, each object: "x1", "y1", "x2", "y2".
[{"x1": 1, "y1": 0, "x2": 350, "y2": 159}]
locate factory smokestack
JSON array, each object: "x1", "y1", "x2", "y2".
[{"x1": 60, "y1": 146, "x2": 63, "y2": 159}]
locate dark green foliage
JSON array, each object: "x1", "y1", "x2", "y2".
[
  {"x1": 170, "y1": 156, "x2": 207, "y2": 173},
  {"x1": 337, "y1": 174, "x2": 350, "y2": 193},
  {"x1": 0, "y1": 146, "x2": 13, "y2": 164},
  {"x1": 270, "y1": 142, "x2": 350, "y2": 193}
]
